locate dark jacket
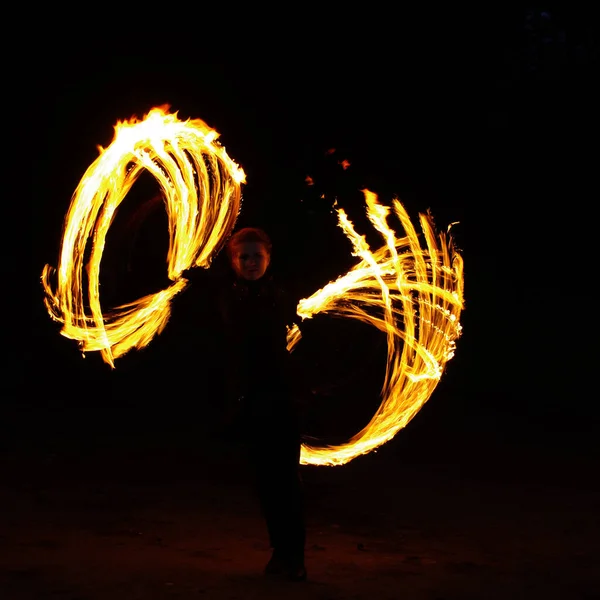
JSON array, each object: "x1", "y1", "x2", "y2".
[
  {"x1": 217, "y1": 275, "x2": 298, "y2": 402},
  {"x1": 166, "y1": 267, "x2": 307, "y2": 425}
]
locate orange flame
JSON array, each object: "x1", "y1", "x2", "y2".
[
  {"x1": 288, "y1": 190, "x2": 464, "y2": 466},
  {"x1": 41, "y1": 106, "x2": 246, "y2": 367}
]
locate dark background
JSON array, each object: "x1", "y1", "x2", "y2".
[{"x1": 8, "y1": 7, "x2": 598, "y2": 468}]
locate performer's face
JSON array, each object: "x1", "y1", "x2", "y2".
[{"x1": 231, "y1": 241, "x2": 271, "y2": 281}]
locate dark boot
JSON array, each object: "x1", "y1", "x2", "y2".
[
  {"x1": 286, "y1": 560, "x2": 307, "y2": 582},
  {"x1": 264, "y1": 549, "x2": 288, "y2": 576},
  {"x1": 283, "y1": 548, "x2": 307, "y2": 582},
  {"x1": 264, "y1": 549, "x2": 307, "y2": 582}
]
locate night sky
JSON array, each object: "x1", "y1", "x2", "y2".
[{"x1": 11, "y1": 8, "x2": 599, "y2": 461}]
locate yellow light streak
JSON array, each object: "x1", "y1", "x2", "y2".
[
  {"x1": 288, "y1": 190, "x2": 464, "y2": 466},
  {"x1": 41, "y1": 106, "x2": 246, "y2": 367}
]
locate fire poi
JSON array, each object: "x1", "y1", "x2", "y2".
[{"x1": 42, "y1": 106, "x2": 464, "y2": 466}]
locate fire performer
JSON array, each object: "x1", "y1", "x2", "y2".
[{"x1": 181, "y1": 227, "x2": 307, "y2": 582}]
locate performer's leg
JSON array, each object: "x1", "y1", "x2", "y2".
[{"x1": 261, "y1": 425, "x2": 306, "y2": 580}]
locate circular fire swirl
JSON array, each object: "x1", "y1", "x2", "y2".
[
  {"x1": 41, "y1": 106, "x2": 246, "y2": 367},
  {"x1": 288, "y1": 191, "x2": 464, "y2": 466},
  {"x1": 42, "y1": 107, "x2": 464, "y2": 467}
]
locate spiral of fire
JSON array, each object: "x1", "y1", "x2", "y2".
[
  {"x1": 41, "y1": 106, "x2": 246, "y2": 367},
  {"x1": 287, "y1": 191, "x2": 464, "y2": 466}
]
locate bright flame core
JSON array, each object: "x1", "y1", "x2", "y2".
[
  {"x1": 289, "y1": 190, "x2": 464, "y2": 466},
  {"x1": 41, "y1": 106, "x2": 245, "y2": 367}
]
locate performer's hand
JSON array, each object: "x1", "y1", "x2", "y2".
[
  {"x1": 180, "y1": 267, "x2": 197, "y2": 281},
  {"x1": 180, "y1": 266, "x2": 210, "y2": 285}
]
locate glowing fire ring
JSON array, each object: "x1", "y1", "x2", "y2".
[
  {"x1": 41, "y1": 106, "x2": 246, "y2": 367},
  {"x1": 288, "y1": 191, "x2": 464, "y2": 466}
]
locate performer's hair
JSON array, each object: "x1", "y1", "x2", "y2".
[{"x1": 226, "y1": 227, "x2": 272, "y2": 260}]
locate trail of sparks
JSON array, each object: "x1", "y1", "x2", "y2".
[
  {"x1": 287, "y1": 190, "x2": 464, "y2": 466},
  {"x1": 41, "y1": 106, "x2": 245, "y2": 367}
]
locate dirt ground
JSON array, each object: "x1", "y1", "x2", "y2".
[{"x1": 1, "y1": 418, "x2": 598, "y2": 600}]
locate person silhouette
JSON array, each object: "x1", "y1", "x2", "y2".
[{"x1": 179, "y1": 227, "x2": 308, "y2": 581}]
